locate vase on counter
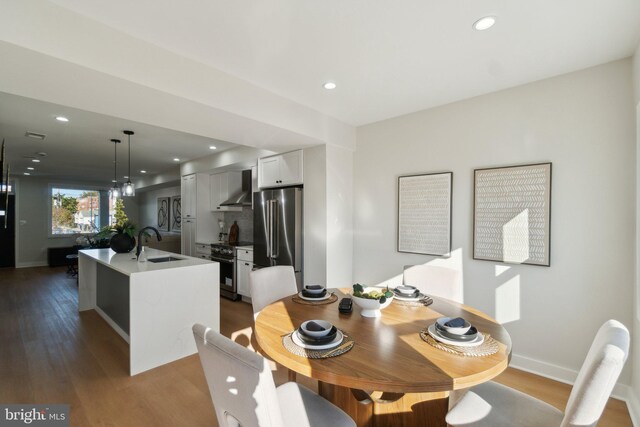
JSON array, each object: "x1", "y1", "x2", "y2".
[
  {"x1": 229, "y1": 221, "x2": 239, "y2": 245},
  {"x1": 110, "y1": 233, "x2": 135, "y2": 253}
]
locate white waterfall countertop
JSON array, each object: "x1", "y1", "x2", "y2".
[
  {"x1": 78, "y1": 247, "x2": 219, "y2": 376},
  {"x1": 79, "y1": 247, "x2": 213, "y2": 276}
]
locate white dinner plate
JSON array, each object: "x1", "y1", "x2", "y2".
[
  {"x1": 298, "y1": 291, "x2": 332, "y2": 301},
  {"x1": 393, "y1": 292, "x2": 429, "y2": 302},
  {"x1": 427, "y1": 324, "x2": 484, "y2": 347},
  {"x1": 292, "y1": 329, "x2": 344, "y2": 350}
]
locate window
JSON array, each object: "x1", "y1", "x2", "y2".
[{"x1": 50, "y1": 187, "x2": 113, "y2": 235}]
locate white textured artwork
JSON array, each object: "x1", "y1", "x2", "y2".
[
  {"x1": 474, "y1": 163, "x2": 551, "y2": 266},
  {"x1": 398, "y1": 172, "x2": 452, "y2": 256}
]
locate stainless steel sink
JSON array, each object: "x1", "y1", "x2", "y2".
[{"x1": 147, "y1": 256, "x2": 184, "y2": 263}]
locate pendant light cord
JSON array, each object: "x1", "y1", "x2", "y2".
[{"x1": 114, "y1": 140, "x2": 117, "y2": 182}]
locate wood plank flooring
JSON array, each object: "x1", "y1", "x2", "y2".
[{"x1": 0, "y1": 267, "x2": 632, "y2": 426}]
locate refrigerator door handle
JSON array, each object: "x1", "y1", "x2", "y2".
[
  {"x1": 272, "y1": 199, "x2": 279, "y2": 259},
  {"x1": 266, "y1": 199, "x2": 272, "y2": 259}
]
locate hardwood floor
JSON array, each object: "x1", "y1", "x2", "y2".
[{"x1": 0, "y1": 267, "x2": 632, "y2": 426}]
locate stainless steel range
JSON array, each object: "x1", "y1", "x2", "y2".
[{"x1": 211, "y1": 241, "x2": 253, "y2": 301}]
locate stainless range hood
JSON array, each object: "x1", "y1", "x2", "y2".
[{"x1": 220, "y1": 169, "x2": 253, "y2": 207}]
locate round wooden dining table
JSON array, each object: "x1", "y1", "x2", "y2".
[{"x1": 254, "y1": 288, "x2": 512, "y2": 427}]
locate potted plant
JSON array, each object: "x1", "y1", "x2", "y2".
[
  {"x1": 351, "y1": 283, "x2": 394, "y2": 318},
  {"x1": 106, "y1": 199, "x2": 138, "y2": 253}
]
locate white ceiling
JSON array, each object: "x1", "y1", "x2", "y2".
[
  {"x1": 0, "y1": 92, "x2": 236, "y2": 184},
  {"x1": 48, "y1": 0, "x2": 640, "y2": 126},
  {"x1": 1, "y1": 1, "x2": 639, "y2": 185}
]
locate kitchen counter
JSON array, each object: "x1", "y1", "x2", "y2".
[
  {"x1": 78, "y1": 247, "x2": 219, "y2": 375},
  {"x1": 79, "y1": 247, "x2": 213, "y2": 276}
]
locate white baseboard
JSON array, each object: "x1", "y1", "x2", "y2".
[
  {"x1": 510, "y1": 352, "x2": 635, "y2": 425},
  {"x1": 15, "y1": 261, "x2": 48, "y2": 268},
  {"x1": 627, "y1": 389, "x2": 640, "y2": 426}
]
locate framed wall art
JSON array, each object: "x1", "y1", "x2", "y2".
[
  {"x1": 397, "y1": 172, "x2": 452, "y2": 256},
  {"x1": 157, "y1": 197, "x2": 170, "y2": 232},
  {"x1": 170, "y1": 196, "x2": 181, "y2": 232},
  {"x1": 473, "y1": 162, "x2": 552, "y2": 266}
]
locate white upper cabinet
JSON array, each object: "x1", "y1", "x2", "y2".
[
  {"x1": 181, "y1": 174, "x2": 197, "y2": 218},
  {"x1": 210, "y1": 171, "x2": 242, "y2": 212},
  {"x1": 258, "y1": 150, "x2": 303, "y2": 188}
]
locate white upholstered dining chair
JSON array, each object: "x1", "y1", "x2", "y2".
[
  {"x1": 250, "y1": 265, "x2": 298, "y2": 320},
  {"x1": 402, "y1": 264, "x2": 463, "y2": 303},
  {"x1": 193, "y1": 324, "x2": 355, "y2": 427},
  {"x1": 446, "y1": 319, "x2": 629, "y2": 427}
]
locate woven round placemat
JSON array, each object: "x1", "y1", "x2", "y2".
[
  {"x1": 283, "y1": 330, "x2": 354, "y2": 359},
  {"x1": 292, "y1": 293, "x2": 338, "y2": 305},
  {"x1": 420, "y1": 328, "x2": 499, "y2": 357},
  {"x1": 393, "y1": 296, "x2": 433, "y2": 307}
]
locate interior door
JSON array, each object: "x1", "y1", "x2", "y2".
[{"x1": 0, "y1": 195, "x2": 16, "y2": 268}]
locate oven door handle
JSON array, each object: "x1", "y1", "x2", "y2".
[{"x1": 210, "y1": 256, "x2": 234, "y2": 264}]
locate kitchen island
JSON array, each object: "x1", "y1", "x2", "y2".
[{"x1": 78, "y1": 248, "x2": 219, "y2": 375}]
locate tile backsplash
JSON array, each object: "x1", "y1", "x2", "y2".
[{"x1": 223, "y1": 207, "x2": 253, "y2": 243}]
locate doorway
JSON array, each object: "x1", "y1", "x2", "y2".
[{"x1": 0, "y1": 195, "x2": 16, "y2": 268}]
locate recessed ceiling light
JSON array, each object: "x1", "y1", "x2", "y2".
[
  {"x1": 55, "y1": 116, "x2": 69, "y2": 122},
  {"x1": 123, "y1": 175, "x2": 129, "y2": 179},
  {"x1": 32, "y1": 159, "x2": 40, "y2": 163},
  {"x1": 140, "y1": 170, "x2": 147, "y2": 174},
  {"x1": 112, "y1": 180, "x2": 117, "y2": 183},
  {"x1": 323, "y1": 81, "x2": 337, "y2": 90},
  {"x1": 23, "y1": 172, "x2": 30, "y2": 176},
  {"x1": 27, "y1": 167, "x2": 34, "y2": 170},
  {"x1": 473, "y1": 16, "x2": 496, "y2": 31},
  {"x1": 209, "y1": 146, "x2": 217, "y2": 150},
  {"x1": 173, "y1": 158, "x2": 180, "y2": 162}
]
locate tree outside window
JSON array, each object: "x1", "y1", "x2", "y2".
[{"x1": 50, "y1": 187, "x2": 112, "y2": 235}]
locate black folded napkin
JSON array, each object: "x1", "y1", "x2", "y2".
[
  {"x1": 301, "y1": 289, "x2": 327, "y2": 298},
  {"x1": 444, "y1": 317, "x2": 466, "y2": 328},
  {"x1": 297, "y1": 326, "x2": 338, "y2": 344}
]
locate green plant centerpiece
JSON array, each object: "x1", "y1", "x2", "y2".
[
  {"x1": 104, "y1": 199, "x2": 139, "y2": 253},
  {"x1": 351, "y1": 283, "x2": 394, "y2": 318}
]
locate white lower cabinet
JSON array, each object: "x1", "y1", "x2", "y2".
[
  {"x1": 181, "y1": 219, "x2": 196, "y2": 256},
  {"x1": 236, "y1": 248, "x2": 253, "y2": 298},
  {"x1": 195, "y1": 243, "x2": 211, "y2": 260}
]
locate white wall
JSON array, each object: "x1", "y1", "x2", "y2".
[
  {"x1": 303, "y1": 145, "x2": 327, "y2": 285},
  {"x1": 138, "y1": 184, "x2": 181, "y2": 235},
  {"x1": 326, "y1": 145, "x2": 354, "y2": 287},
  {"x1": 354, "y1": 59, "x2": 635, "y2": 385},
  {"x1": 14, "y1": 177, "x2": 139, "y2": 266},
  {"x1": 302, "y1": 145, "x2": 354, "y2": 287},
  {"x1": 631, "y1": 42, "x2": 640, "y2": 422}
]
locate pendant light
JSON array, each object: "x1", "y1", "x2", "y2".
[
  {"x1": 122, "y1": 130, "x2": 135, "y2": 197},
  {"x1": 109, "y1": 139, "x2": 121, "y2": 200}
]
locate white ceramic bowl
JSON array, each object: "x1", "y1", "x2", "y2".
[
  {"x1": 304, "y1": 284, "x2": 325, "y2": 294},
  {"x1": 351, "y1": 291, "x2": 394, "y2": 318},
  {"x1": 435, "y1": 317, "x2": 471, "y2": 335},
  {"x1": 395, "y1": 285, "x2": 418, "y2": 295},
  {"x1": 300, "y1": 320, "x2": 333, "y2": 338}
]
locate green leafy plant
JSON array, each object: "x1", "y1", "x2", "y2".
[
  {"x1": 352, "y1": 283, "x2": 393, "y2": 304},
  {"x1": 93, "y1": 200, "x2": 141, "y2": 239}
]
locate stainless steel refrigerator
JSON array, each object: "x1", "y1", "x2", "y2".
[{"x1": 253, "y1": 187, "x2": 303, "y2": 286}]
